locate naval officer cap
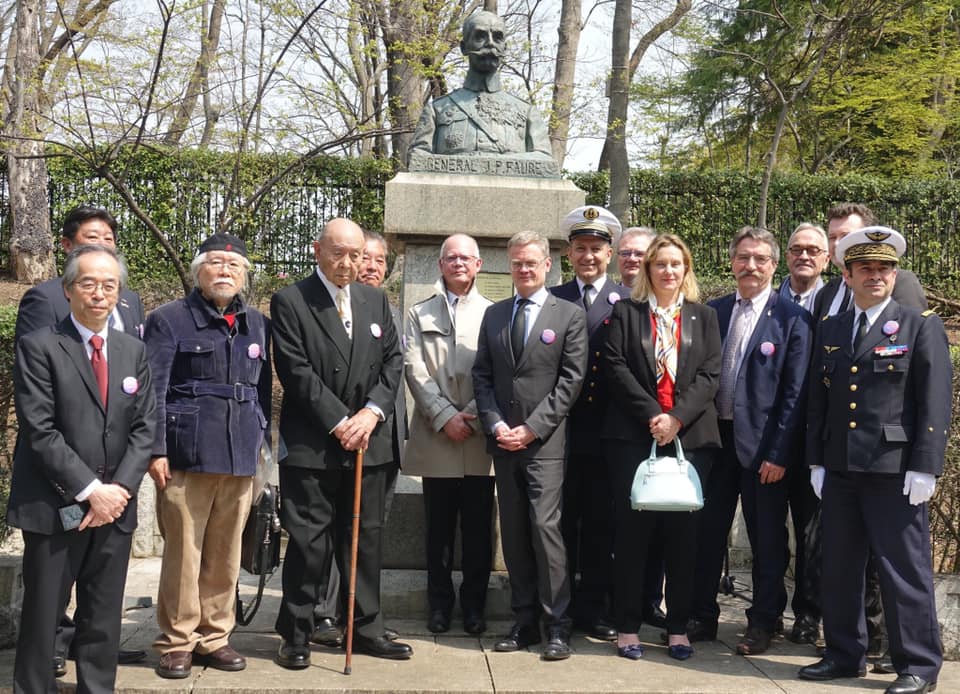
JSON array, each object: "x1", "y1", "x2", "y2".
[
  {"x1": 835, "y1": 225, "x2": 906, "y2": 268},
  {"x1": 561, "y1": 205, "x2": 622, "y2": 245}
]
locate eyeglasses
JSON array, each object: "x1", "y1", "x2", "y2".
[
  {"x1": 787, "y1": 246, "x2": 826, "y2": 258},
  {"x1": 73, "y1": 280, "x2": 119, "y2": 295},
  {"x1": 617, "y1": 250, "x2": 646, "y2": 259},
  {"x1": 510, "y1": 258, "x2": 546, "y2": 271},
  {"x1": 733, "y1": 254, "x2": 773, "y2": 266},
  {"x1": 204, "y1": 258, "x2": 245, "y2": 273},
  {"x1": 442, "y1": 254, "x2": 477, "y2": 265}
]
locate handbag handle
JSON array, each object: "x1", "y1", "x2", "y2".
[{"x1": 648, "y1": 438, "x2": 686, "y2": 465}]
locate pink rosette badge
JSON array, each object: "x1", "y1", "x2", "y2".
[
  {"x1": 370, "y1": 323, "x2": 383, "y2": 339},
  {"x1": 540, "y1": 329, "x2": 556, "y2": 345},
  {"x1": 247, "y1": 343, "x2": 261, "y2": 359},
  {"x1": 607, "y1": 292, "x2": 621, "y2": 305},
  {"x1": 122, "y1": 377, "x2": 139, "y2": 395},
  {"x1": 759, "y1": 341, "x2": 775, "y2": 357},
  {"x1": 882, "y1": 320, "x2": 899, "y2": 336}
]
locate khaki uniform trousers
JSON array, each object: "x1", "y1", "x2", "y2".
[{"x1": 154, "y1": 470, "x2": 253, "y2": 654}]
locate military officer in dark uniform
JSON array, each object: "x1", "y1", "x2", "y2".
[
  {"x1": 549, "y1": 205, "x2": 623, "y2": 640},
  {"x1": 799, "y1": 227, "x2": 949, "y2": 694}
]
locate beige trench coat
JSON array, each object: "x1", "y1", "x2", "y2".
[{"x1": 403, "y1": 280, "x2": 493, "y2": 478}]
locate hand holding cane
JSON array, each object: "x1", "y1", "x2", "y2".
[{"x1": 344, "y1": 447, "x2": 364, "y2": 675}]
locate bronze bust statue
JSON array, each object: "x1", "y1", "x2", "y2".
[{"x1": 408, "y1": 11, "x2": 559, "y2": 178}]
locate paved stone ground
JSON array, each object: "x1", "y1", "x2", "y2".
[{"x1": 2, "y1": 557, "x2": 957, "y2": 693}]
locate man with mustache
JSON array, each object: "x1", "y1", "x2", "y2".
[
  {"x1": 409, "y1": 11, "x2": 553, "y2": 162},
  {"x1": 688, "y1": 227, "x2": 812, "y2": 657},
  {"x1": 144, "y1": 233, "x2": 272, "y2": 679}
]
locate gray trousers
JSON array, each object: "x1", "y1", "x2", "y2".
[{"x1": 493, "y1": 455, "x2": 571, "y2": 628}]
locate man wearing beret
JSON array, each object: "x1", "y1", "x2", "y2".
[
  {"x1": 144, "y1": 233, "x2": 272, "y2": 678},
  {"x1": 799, "y1": 227, "x2": 949, "y2": 694},
  {"x1": 549, "y1": 205, "x2": 622, "y2": 640}
]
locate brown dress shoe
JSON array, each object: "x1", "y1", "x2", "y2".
[
  {"x1": 200, "y1": 644, "x2": 246, "y2": 672},
  {"x1": 737, "y1": 625, "x2": 772, "y2": 655},
  {"x1": 156, "y1": 651, "x2": 193, "y2": 679}
]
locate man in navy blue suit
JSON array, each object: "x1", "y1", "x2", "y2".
[
  {"x1": 798, "y1": 227, "x2": 947, "y2": 694},
  {"x1": 689, "y1": 226, "x2": 812, "y2": 655},
  {"x1": 549, "y1": 205, "x2": 623, "y2": 640}
]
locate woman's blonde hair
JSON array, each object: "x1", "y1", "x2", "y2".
[{"x1": 632, "y1": 233, "x2": 700, "y2": 303}]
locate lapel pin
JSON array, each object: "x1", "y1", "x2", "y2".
[
  {"x1": 122, "y1": 377, "x2": 139, "y2": 395},
  {"x1": 607, "y1": 292, "x2": 621, "y2": 304},
  {"x1": 882, "y1": 320, "x2": 899, "y2": 337},
  {"x1": 370, "y1": 323, "x2": 382, "y2": 338},
  {"x1": 247, "y1": 343, "x2": 261, "y2": 359},
  {"x1": 541, "y1": 329, "x2": 556, "y2": 344},
  {"x1": 760, "y1": 341, "x2": 775, "y2": 356}
]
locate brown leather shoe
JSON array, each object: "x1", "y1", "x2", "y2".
[
  {"x1": 156, "y1": 651, "x2": 192, "y2": 679},
  {"x1": 737, "y1": 625, "x2": 772, "y2": 656},
  {"x1": 200, "y1": 644, "x2": 246, "y2": 672}
]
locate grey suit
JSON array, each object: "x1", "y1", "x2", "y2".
[
  {"x1": 8, "y1": 318, "x2": 156, "y2": 694},
  {"x1": 472, "y1": 292, "x2": 587, "y2": 626}
]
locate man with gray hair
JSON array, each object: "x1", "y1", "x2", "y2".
[
  {"x1": 779, "y1": 222, "x2": 829, "y2": 313},
  {"x1": 405, "y1": 234, "x2": 495, "y2": 635},
  {"x1": 616, "y1": 227, "x2": 657, "y2": 290},
  {"x1": 472, "y1": 230, "x2": 587, "y2": 660},
  {"x1": 689, "y1": 227, "x2": 812, "y2": 657}
]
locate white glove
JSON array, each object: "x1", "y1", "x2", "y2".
[
  {"x1": 903, "y1": 471, "x2": 936, "y2": 506},
  {"x1": 810, "y1": 466, "x2": 825, "y2": 499}
]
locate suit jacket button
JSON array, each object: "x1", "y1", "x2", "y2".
[
  {"x1": 849, "y1": 421, "x2": 857, "y2": 429},
  {"x1": 850, "y1": 384, "x2": 858, "y2": 392},
  {"x1": 887, "y1": 364, "x2": 895, "y2": 371},
  {"x1": 594, "y1": 351, "x2": 601, "y2": 358},
  {"x1": 592, "y1": 366, "x2": 598, "y2": 372},
  {"x1": 929, "y1": 426, "x2": 935, "y2": 432},
  {"x1": 587, "y1": 396, "x2": 593, "y2": 402},
  {"x1": 850, "y1": 365, "x2": 858, "y2": 373},
  {"x1": 849, "y1": 402, "x2": 857, "y2": 410},
  {"x1": 96, "y1": 466, "x2": 105, "y2": 475}
]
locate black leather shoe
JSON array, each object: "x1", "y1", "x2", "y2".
[
  {"x1": 311, "y1": 617, "x2": 343, "y2": 647},
  {"x1": 384, "y1": 626, "x2": 399, "y2": 641},
  {"x1": 119, "y1": 648, "x2": 147, "y2": 664},
  {"x1": 494, "y1": 623, "x2": 541, "y2": 652},
  {"x1": 542, "y1": 626, "x2": 572, "y2": 661},
  {"x1": 156, "y1": 651, "x2": 193, "y2": 679},
  {"x1": 737, "y1": 625, "x2": 772, "y2": 656},
  {"x1": 798, "y1": 658, "x2": 867, "y2": 681},
  {"x1": 787, "y1": 616, "x2": 820, "y2": 645},
  {"x1": 686, "y1": 618, "x2": 718, "y2": 642},
  {"x1": 874, "y1": 658, "x2": 897, "y2": 675},
  {"x1": 427, "y1": 609, "x2": 451, "y2": 633},
  {"x1": 642, "y1": 604, "x2": 667, "y2": 629},
  {"x1": 352, "y1": 634, "x2": 413, "y2": 660},
  {"x1": 53, "y1": 655, "x2": 67, "y2": 678},
  {"x1": 463, "y1": 612, "x2": 487, "y2": 635},
  {"x1": 885, "y1": 674, "x2": 937, "y2": 694},
  {"x1": 579, "y1": 618, "x2": 616, "y2": 641},
  {"x1": 275, "y1": 641, "x2": 311, "y2": 670}
]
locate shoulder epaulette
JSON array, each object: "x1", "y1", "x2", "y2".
[
  {"x1": 921, "y1": 309, "x2": 935, "y2": 317},
  {"x1": 821, "y1": 315, "x2": 829, "y2": 322}
]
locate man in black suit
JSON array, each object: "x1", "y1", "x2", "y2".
[
  {"x1": 311, "y1": 230, "x2": 406, "y2": 648},
  {"x1": 13, "y1": 205, "x2": 148, "y2": 676},
  {"x1": 549, "y1": 205, "x2": 622, "y2": 641},
  {"x1": 271, "y1": 217, "x2": 411, "y2": 668},
  {"x1": 473, "y1": 230, "x2": 588, "y2": 661},
  {"x1": 690, "y1": 227, "x2": 812, "y2": 656},
  {"x1": 799, "y1": 227, "x2": 948, "y2": 694},
  {"x1": 8, "y1": 245, "x2": 156, "y2": 694}
]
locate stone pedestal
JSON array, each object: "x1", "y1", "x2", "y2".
[{"x1": 384, "y1": 172, "x2": 585, "y2": 311}]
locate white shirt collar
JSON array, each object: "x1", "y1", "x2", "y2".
[
  {"x1": 854, "y1": 296, "x2": 893, "y2": 329},
  {"x1": 735, "y1": 282, "x2": 773, "y2": 309},
  {"x1": 576, "y1": 275, "x2": 607, "y2": 294},
  {"x1": 316, "y1": 267, "x2": 350, "y2": 302}
]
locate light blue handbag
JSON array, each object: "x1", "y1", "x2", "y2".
[{"x1": 629, "y1": 439, "x2": 704, "y2": 512}]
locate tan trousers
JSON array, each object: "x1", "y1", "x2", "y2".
[{"x1": 154, "y1": 470, "x2": 253, "y2": 655}]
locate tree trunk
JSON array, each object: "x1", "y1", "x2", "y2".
[
  {"x1": 603, "y1": 0, "x2": 631, "y2": 221},
  {"x1": 549, "y1": 0, "x2": 581, "y2": 167},
  {"x1": 163, "y1": 0, "x2": 226, "y2": 146},
  {"x1": 6, "y1": 0, "x2": 53, "y2": 282},
  {"x1": 380, "y1": 0, "x2": 427, "y2": 166}
]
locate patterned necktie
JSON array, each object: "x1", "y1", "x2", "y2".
[
  {"x1": 582, "y1": 284, "x2": 594, "y2": 311},
  {"x1": 511, "y1": 298, "x2": 530, "y2": 361},
  {"x1": 89, "y1": 335, "x2": 108, "y2": 406},
  {"x1": 716, "y1": 298, "x2": 752, "y2": 419},
  {"x1": 853, "y1": 311, "x2": 869, "y2": 352},
  {"x1": 653, "y1": 304, "x2": 682, "y2": 386}
]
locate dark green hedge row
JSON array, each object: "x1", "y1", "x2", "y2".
[{"x1": 0, "y1": 154, "x2": 958, "y2": 294}]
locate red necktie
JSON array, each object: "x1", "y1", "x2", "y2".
[{"x1": 89, "y1": 335, "x2": 108, "y2": 406}]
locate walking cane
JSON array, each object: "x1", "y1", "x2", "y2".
[{"x1": 344, "y1": 447, "x2": 364, "y2": 675}]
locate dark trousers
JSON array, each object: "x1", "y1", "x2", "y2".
[
  {"x1": 277, "y1": 464, "x2": 388, "y2": 644},
  {"x1": 821, "y1": 471, "x2": 941, "y2": 683},
  {"x1": 422, "y1": 475, "x2": 496, "y2": 617},
  {"x1": 314, "y1": 463, "x2": 399, "y2": 623},
  {"x1": 607, "y1": 441, "x2": 712, "y2": 635},
  {"x1": 493, "y1": 455, "x2": 570, "y2": 628},
  {"x1": 786, "y1": 468, "x2": 820, "y2": 622},
  {"x1": 15, "y1": 526, "x2": 132, "y2": 694},
  {"x1": 561, "y1": 450, "x2": 614, "y2": 621},
  {"x1": 692, "y1": 421, "x2": 790, "y2": 632},
  {"x1": 643, "y1": 536, "x2": 666, "y2": 613}
]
